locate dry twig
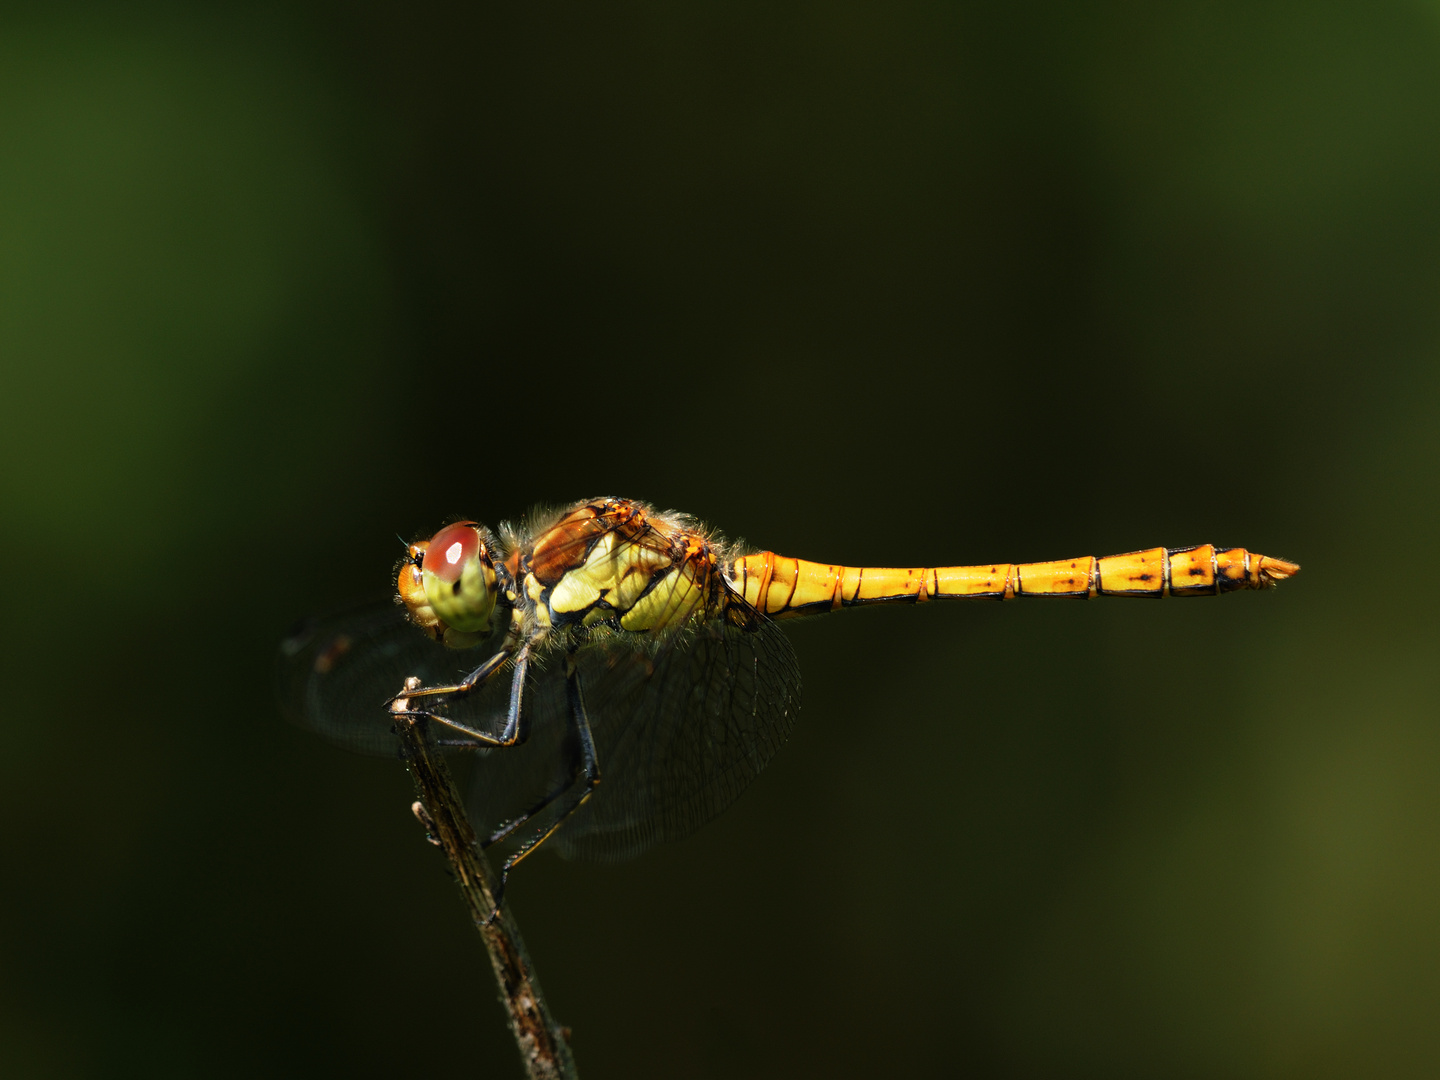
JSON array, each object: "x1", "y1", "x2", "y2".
[{"x1": 391, "y1": 679, "x2": 579, "y2": 1080}]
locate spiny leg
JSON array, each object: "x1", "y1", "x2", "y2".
[
  {"x1": 396, "y1": 642, "x2": 533, "y2": 748},
  {"x1": 482, "y1": 755, "x2": 581, "y2": 849},
  {"x1": 388, "y1": 646, "x2": 513, "y2": 704},
  {"x1": 487, "y1": 647, "x2": 602, "y2": 917},
  {"x1": 482, "y1": 681, "x2": 584, "y2": 849}
]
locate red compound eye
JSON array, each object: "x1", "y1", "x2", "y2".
[{"x1": 422, "y1": 522, "x2": 481, "y2": 583}]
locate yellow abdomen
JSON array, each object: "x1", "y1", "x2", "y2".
[{"x1": 728, "y1": 545, "x2": 1300, "y2": 618}]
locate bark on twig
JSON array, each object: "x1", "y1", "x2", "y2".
[{"x1": 391, "y1": 681, "x2": 578, "y2": 1080}]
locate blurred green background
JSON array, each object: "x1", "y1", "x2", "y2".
[{"x1": 2, "y1": 2, "x2": 1437, "y2": 1076}]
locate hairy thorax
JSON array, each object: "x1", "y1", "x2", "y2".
[{"x1": 505, "y1": 499, "x2": 731, "y2": 641}]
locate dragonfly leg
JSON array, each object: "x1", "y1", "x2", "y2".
[
  {"x1": 482, "y1": 684, "x2": 582, "y2": 850},
  {"x1": 396, "y1": 643, "x2": 533, "y2": 748},
  {"x1": 480, "y1": 643, "x2": 596, "y2": 846},
  {"x1": 496, "y1": 643, "x2": 532, "y2": 746},
  {"x1": 482, "y1": 771, "x2": 577, "y2": 849},
  {"x1": 486, "y1": 649, "x2": 602, "y2": 920},
  {"x1": 386, "y1": 646, "x2": 513, "y2": 705}
]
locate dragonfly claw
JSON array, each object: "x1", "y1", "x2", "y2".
[
  {"x1": 386, "y1": 675, "x2": 426, "y2": 715},
  {"x1": 483, "y1": 877, "x2": 507, "y2": 927}
]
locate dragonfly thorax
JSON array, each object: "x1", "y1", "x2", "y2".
[
  {"x1": 514, "y1": 499, "x2": 728, "y2": 637},
  {"x1": 398, "y1": 521, "x2": 502, "y2": 647}
]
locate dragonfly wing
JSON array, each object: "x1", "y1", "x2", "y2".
[
  {"x1": 283, "y1": 596, "x2": 802, "y2": 863},
  {"x1": 276, "y1": 602, "x2": 512, "y2": 756},
  {"x1": 543, "y1": 615, "x2": 802, "y2": 862}
]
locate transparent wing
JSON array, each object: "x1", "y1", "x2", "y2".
[
  {"x1": 472, "y1": 614, "x2": 802, "y2": 863},
  {"x1": 276, "y1": 602, "x2": 514, "y2": 756},
  {"x1": 282, "y1": 598, "x2": 802, "y2": 864}
]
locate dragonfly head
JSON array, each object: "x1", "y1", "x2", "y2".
[{"x1": 397, "y1": 521, "x2": 499, "y2": 646}]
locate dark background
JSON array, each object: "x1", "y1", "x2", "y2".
[{"x1": 3, "y1": 3, "x2": 1438, "y2": 1077}]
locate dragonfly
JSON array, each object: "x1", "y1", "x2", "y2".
[{"x1": 279, "y1": 496, "x2": 1299, "y2": 900}]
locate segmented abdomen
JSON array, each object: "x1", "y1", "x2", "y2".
[{"x1": 727, "y1": 546, "x2": 1300, "y2": 618}]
